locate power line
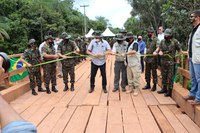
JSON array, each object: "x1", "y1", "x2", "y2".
[{"x1": 80, "y1": 4, "x2": 89, "y2": 36}]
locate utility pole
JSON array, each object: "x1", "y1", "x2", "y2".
[{"x1": 80, "y1": 4, "x2": 89, "y2": 35}]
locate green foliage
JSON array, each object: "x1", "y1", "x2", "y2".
[
  {"x1": 0, "y1": 0, "x2": 109, "y2": 54},
  {"x1": 124, "y1": 17, "x2": 140, "y2": 35},
  {"x1": 126, "y1": 0, "x2": 200, "y2": 50},
  {"x1": 88, "y1": 16, "x2": 107, "y2": 32}
]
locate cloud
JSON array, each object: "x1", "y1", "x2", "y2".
[{"x1": 73, "y1": 0, "x2": 132, "y2": 28}]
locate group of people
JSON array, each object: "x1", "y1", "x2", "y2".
[
  {"x1": 16, "y1": 10, "x2": 200, "y2": 102},
  {"x1": 20, "y1": 32, "x2": 82, "y2": 95},
  {"x1": 0, "y1": 9, "x2": 200, "y2": 132}
]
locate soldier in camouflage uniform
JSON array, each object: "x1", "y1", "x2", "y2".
[
  {"x1": 80, "y1": 37, "x2": 88, "y2": 61},
  {"x1": 21, "y1": 39, "x2": 46, "y2": 95},
  {"x1": 40, "y1": 35, "x2": 59, "y2": 94},
  {"x1": 58, "y1": 32, "x2": 80, "y2": 91},
  {"x1": 154, "y1": 29, "x2": 181, "y2": 96},
  {"x1": 143, "y1": 27, "x2": 159, "y2": 91}
]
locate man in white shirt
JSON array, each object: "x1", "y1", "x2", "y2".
[{"x1": 157, "y1": 26, "x2": 164, "y2": 43}]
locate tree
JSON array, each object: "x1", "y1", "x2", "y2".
[
  {"x1": 124, "y1": 17, "x2": 140, "y2": 35},
  {"x1": 0, "y1": 16, "x2": 10, "y2": 42},
  {"x1": 127, "y1": 0, "x2": 165, "y2": 31}
]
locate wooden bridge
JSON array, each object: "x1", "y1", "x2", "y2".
[{"x1": 1, "y1": 53, "x2": 200, "y2": 133}]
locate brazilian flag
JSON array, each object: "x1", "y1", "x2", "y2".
[{"x1": 9, "y1": 58, "x2": 28, "y2": 82}]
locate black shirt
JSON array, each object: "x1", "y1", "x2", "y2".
[{"x1": 189, "y1": 24, "x2": 200, "y2": 58}]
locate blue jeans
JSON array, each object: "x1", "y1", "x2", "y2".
[
  {"x1": 2, "y1": 120, "x2": 37, "y2": 133},
  {"x1": 189, "y1": 58, "x2": 200, "y2": 101}
]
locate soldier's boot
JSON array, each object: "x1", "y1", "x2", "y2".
[
  {"x1": 151, "y1": 84, "x2": 157, "y2": 91},
  {"x1": 142, "y1": 83, "x2": 151, "y2": 90},
  {"x1": 46, "y1": 87, "x2": 51, "y2": 94},
  {"x1": 70, "y1": 83, "x2": 74, "y2": 91},
  {"x1": 32, "y1": 89, "x2": 38, "y2": 96},
  {"x1": 164, "y1": 89, "x2": 172, "y2": 97},
  {"x1": 63, "y1": 84, "x2": 69, "y2": 92},
  {"x1": 157, "y1": 85, "x2": 167, "y2": 94},
  {"x1": 52, "y1": 86, "x2": 58, "y2": 93},
  {"x1": 38, "y1": 87, "x2": 46, "y2": 92}
]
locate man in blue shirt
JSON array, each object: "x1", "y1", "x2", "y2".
[
  {"x1": 138, "y1": 36, "x2": 146, "y2": 73},
  {"x1": 87, "y1": 31, "x2": 112, "y2": 93}
]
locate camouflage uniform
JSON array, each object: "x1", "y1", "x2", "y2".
[
  {"x1": 41, "y1": 43, "x2": 57, "y2": 89},
  {"x1": 159, "y1": 39, "x2": 181, "y2": 93},
  {"x1": 144, "y1": 37, "x2": 159, "y2": 86},
  {"x1": 21, "y1": 48, "x2": 42, "y2": 90},
  {"x1": 57, "y1": 40, "x2": 79, "y2": 89},
  {"x1": 80, "y1": 40, "x2": 88, "y2": 60}
]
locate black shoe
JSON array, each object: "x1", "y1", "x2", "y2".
[
  {"x1": 157, "y1": 88, "x2": 167, "y2": 94},
  {"x1": 46, "y1": 87, "x2": 51, "y2": 94},
  {"x1": 89, "y1": 88, "x2": 94, "y2": 93},
  {"x1": 122, "y1": 88, "x2": 126, "y2": 92},
  {"x1": 63, "y1": 84, "x2": 69, "y2": 91},
  {"x1": 112, "y1": 89, "x2": 118, "y2": 92},
  {"x1": 151, "y1": 84, "x2": 156, "y2": 91},
  {"x1": 103, "y1": 89, "x2": 108, "y2": 93},
  {"x1": 70, "y1": 84, "x2": 74, "y2": 91},
  {"x1": 32, "y1": 90, "x2": 38, "y2": 96},
  {"x1": 52, "y1": 86, "x2": 58, "y2": 93},
  {"x1": 164, "y1": 89, "x2": 172, "y2": 97},
  {"x1": 142, "y1": 83, "x2": 151, "y2": 90},
  {"x1": 38, "y1": 87, "x2": 46, "y2": 92}
]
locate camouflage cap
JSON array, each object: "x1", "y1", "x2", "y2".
[
  {"x1": 125, "y1": 32, "x2": 134, "y2": 38},
  {"x1": 114, "y1": 33, "x2": 125, "y2": 40},
  {"x1": 164, "y1": 28, "x2": 172, "y2": 36},
  {"x1": 0, "y1": 52, "x2": 11, "y2": 73},
  {"x1": 28, "y1": 39, "x2": 36, "y2": 45},
  {"x1": 45, "y1": 35, "x2": 54, "y2": 40},
  {"x1": 61, "y1": 32, "x2": 71, "y2": 39},
  {"x1": 147, "y1": 27, "x2": 155, "y2": 33},
  {"x1": 92, "y1": 30, "x2": 102, "y2": 38}
]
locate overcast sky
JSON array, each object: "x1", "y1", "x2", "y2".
[{"x1": 73, "y1": 0, "x2": 132, "y2": 28}]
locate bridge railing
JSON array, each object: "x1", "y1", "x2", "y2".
[
  {"x1": 0, "y1": 53, "x2": 26, "y2": 88},
  {"x1": 176, "y1": 51, "x2": 190, "y2": 89}
]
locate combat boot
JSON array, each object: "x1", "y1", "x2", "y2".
[
  {"x1": 46, "y1": 87, "x2": 51, "y2": 94},
  {"x1": 142, "y1": 83, "x2": 151, "y2": 90},
  {"x1": 70, "y1": 83, "x2": 74, "y2": 91},
  {"x1": 151, "y1": 84, "x2": 156, "y2": 91},
  {"x1": 157, "y1": 85, "x2": 167, "y2": 94},
  {"x1": 38, "y1": 87, "x2": 46, "y2": 92},
  {"x1": 32, "y1": 89, "x2": 38, "y2": 96},
  {"x1": 164, "y1": 89, "x2": 172, "y2": 97},
  {"x1": 63, "y1": 84, "x2": 69, "y2": 91},
  {"x1": 52, "y1": 86, "x2": 58, "y2": 93}
]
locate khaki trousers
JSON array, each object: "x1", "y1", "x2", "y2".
[{"x1": 127, "y1": 64, "x2": 141, "y2": 89}]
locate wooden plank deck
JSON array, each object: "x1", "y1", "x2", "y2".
[{"x1": 9, "y1": 56, "x2": 200, "y2": 133}]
